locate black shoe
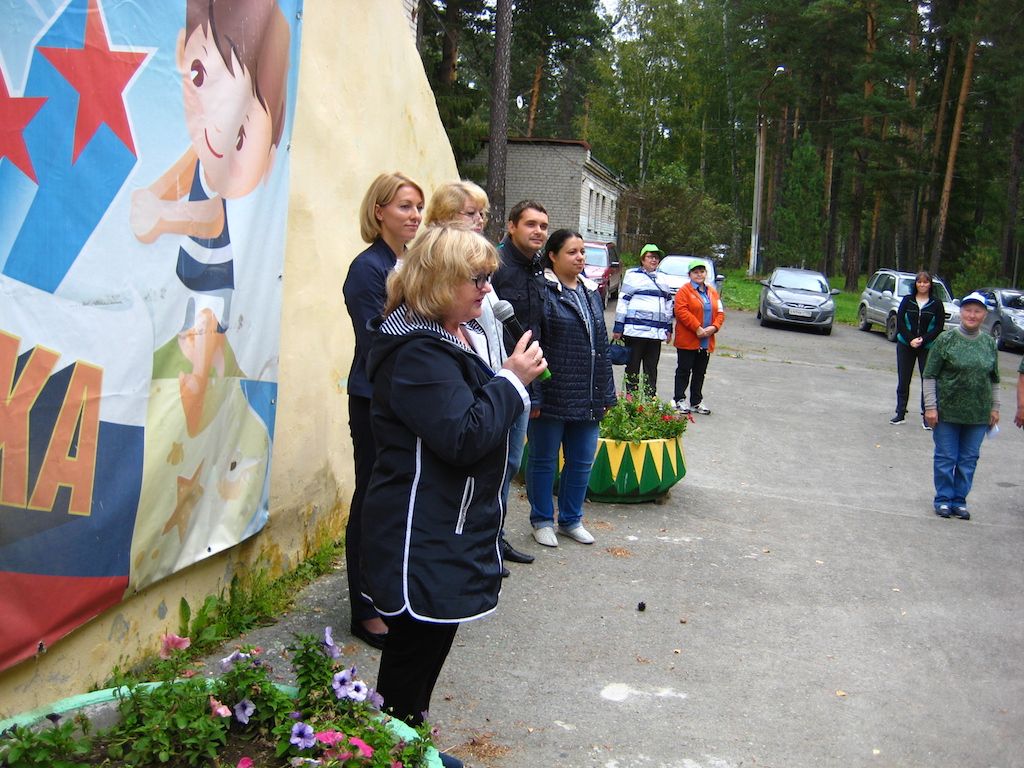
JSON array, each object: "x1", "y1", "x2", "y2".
[
  {"x1": 889, "y1": 414, "x2": 906, "y2": 425},
  {"x1": 502, "y1": 537, "x2": 535, "y2": 564},
  {"x1": 935, "y1": 505, "x2": 952, "y2": 518},
  {"x1": 501, "y1": 565, "x2": 511, "y2": 578},
  {"x1": 952, "y1": 506, "x2": 970, "y2": 520},
  {"x1": 438, "y1": 752, "x2": 464, "y2": 768},
  {"x1": 350, "y1": 621, "x2": 387, "y2": 650}
]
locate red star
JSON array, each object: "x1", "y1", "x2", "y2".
[
  {"x1": 0, "y1": 74, "x2": 46, "y2": 182},
  {"x1": 38, "y1": 0, "x2": 147, "y2": 163}
]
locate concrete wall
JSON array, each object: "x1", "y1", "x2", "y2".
[
  {"x1": 476, "y1": 141, "x2": 623, "y2": 244},
  {"x1": 500, "y1": 143, "x2": 587, "y2": 232},
  {"x1": 0, "y1": 0, "x2": 457, "y2": 717}
]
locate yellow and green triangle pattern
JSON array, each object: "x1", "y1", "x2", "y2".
[{"x1": 586, "y1": 436, "x2": 686, "y2": 503}]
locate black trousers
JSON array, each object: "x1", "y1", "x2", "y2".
[
  {"x1": 895, "y1": 342, "x2": 929, "y2": 416},
  {"x1": 376, "y1": 612, "x2": 459, "y2": 726},
  {"x1": 674, "y1": 348, "x2": 711, "y2": 405},
  {"x1": 623, "y1": 336, "x2": 663, "y2": 397},
  {"x1": 346, "y1": 395, "x2": 379, "y2": 624}
]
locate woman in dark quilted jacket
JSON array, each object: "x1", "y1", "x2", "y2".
[{"x1": 526, "y1": 229, "x2": 616, "y2": 549}]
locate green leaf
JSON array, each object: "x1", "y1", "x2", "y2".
[{"x1": 178, "y1": 597, "x2": 191, "y2": 636}]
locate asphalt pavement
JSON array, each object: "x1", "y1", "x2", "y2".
[{"x1": 200, "y1": 309, "x2": 1024, "y2": 768}]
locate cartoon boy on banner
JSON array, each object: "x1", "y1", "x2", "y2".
[{"x1": 127, "y1": 0, "x2": 292, "y2": 590}]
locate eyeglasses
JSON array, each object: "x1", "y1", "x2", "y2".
[
  {"x1": 460, "y1": 210, "x2": 489, "y2": 223},
  {"x1": 469, "y1": 273, "x2": 493, "y2": 290}
]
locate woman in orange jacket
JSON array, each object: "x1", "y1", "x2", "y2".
[{"x1": 673, "y1": 261, "x2": 725, "y2": 414}]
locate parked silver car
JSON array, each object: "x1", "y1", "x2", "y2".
[
  {"x1": 973, "y1": 287, "x2": 1024, "y2": 350},
  {"x1": 757, "y1": 267, "x2": 839, "y2": 334},
  {"x1": 858, "y1": 269, "x2": 960, "y2": 341}
]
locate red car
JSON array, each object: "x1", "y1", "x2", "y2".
[{"x1": 583, "y1": 241, "x2": 621, "y2": 307}]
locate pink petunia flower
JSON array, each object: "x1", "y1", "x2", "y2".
[
  {"x1": 209, "y1": 696, "x2": 231, "y2": 718},
  {"x1": 349, "y1": 736, "x2": 374, "y2": 758},
  {"x1": 236, "y1": 759, "x2": 254, "y2": 768},
  {"x1": 315, "y1": 730, "x2": 345, "y2": 746},
  {"x1": 159, "y1": 633, "x2": 191, "y2": 659}
]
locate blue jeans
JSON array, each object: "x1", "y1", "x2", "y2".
[
  {"x1": 526, "y1": 417, "x2": 599, "y2": 530},
  {"x1": 932, "y1": 421, "x2": 987, "y2": 508}
]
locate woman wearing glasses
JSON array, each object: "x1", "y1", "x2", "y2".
[
  {"x1": 423, "y1": 181, "x2": 536, "y2": 571},
  {"x1": 361, "y1": 226, "x2": 546, "y2": 765},
  {"x1": 527, "y1": 229, "x2": 616, "y2": 548}
]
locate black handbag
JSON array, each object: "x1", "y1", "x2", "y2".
[{"x1": 608, "y1": 339, "x2": 629, "y2": 365}]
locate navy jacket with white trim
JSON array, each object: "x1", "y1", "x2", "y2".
[{"x1": 361, "y1": 305, "x2": 525, "y2": 622}]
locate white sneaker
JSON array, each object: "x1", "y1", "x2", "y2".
[
  {"x1": 557, "y1": 524, "x2": 595, "y2": 544},
  {"x1": 674, "y1": 399, "x2": 690, "y2": 413},
  {"x1": 532, "y1": 526, "x2": 558, "y2": 547},
  {"x1": 691, "y1": 403, "x2": 711, "y2": 415}
]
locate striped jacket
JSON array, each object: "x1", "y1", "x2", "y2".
[{"x1": 612, "y1": 267, "x2": 674, "y2": 339}]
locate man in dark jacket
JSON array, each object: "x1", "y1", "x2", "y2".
[
  {"x1": 491, "y1": 200, "x2": 550, "y2": 567},
  {"x1": 493, "y1": 200, "x2": 550, "y2": 347}
]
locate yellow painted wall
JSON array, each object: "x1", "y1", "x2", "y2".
[{"x1": 0, "y1": 0, "x2": 457, "y2": 717}]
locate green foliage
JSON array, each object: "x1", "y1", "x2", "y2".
[
  {"x1": 166, "y1": 542, "x2": 344, "y2": 668},
  {"x1": 951, "y1": 244, "x2": 1003, "y2": 297},
  {"x1": 419, "y1": 0, "x2": 1024, "y2": 285},
  {"x1": 108, "y1": 676, "x2": 229, "y2": 766},
  {"x1": 628, "y1": 162, "x2": 738, "y2": 253},
  {"x1": 600, "y1": 383, "x2": 688, "y2": 442},
  {"x1": 0, "y1": 718, "x2": 92, "y2": 768},
  {"x1": 289, "y1": 632, "x2": 336, "y2": 705},
  {"x1": 767, "y1": 133, "x2": 826, "y2": 271}
]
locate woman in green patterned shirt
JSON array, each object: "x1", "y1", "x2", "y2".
[{"x1": 922, "y1": 292, "x2": 1000, "y2": 520}]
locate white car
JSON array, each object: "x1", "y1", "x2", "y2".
[{"x1": 656, "y1": 255, "x2": 725, "y2": 296}]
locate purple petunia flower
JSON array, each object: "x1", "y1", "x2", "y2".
[
  {"x1": 322, "y1": 627, "x2": 341, "y2": 660},
  {"x1": 367, "y1": 687, "x2": 385, "y2": 709},
  {"x1": 347, "y1": 680, "x2": 368, "y2": 702},
  {"x1": 331, "y1": 666, "x2": 359, "y2": 699},
  {"x1": 290, "y1": 721, "x2": 316, "y2": 750},
  {"x1": 234, "y1": 698, "x2": 255, "y2": 725},
  {"x1": 219, "y1": 649, "x2": 251, "y2": 672}
]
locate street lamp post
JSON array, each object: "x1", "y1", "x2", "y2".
[{"x1": 747, "y1": 65, "x2": 786, "y2": 277}]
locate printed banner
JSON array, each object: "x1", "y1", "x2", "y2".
[{"x1": 0, "y1": 0, "x2": 302, "y2": 671}]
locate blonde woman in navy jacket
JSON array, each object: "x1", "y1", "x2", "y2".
[
  {"x1": 527, "y1": 229, "x2": 616, "y2": 549},
  {"x1": 362, "y1": 226, "x2": 546, "y2": 739},
  {"x1": 891, "y1": 271, "x2": 945, "y2": 428}
]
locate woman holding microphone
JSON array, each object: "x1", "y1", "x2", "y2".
[{"x1": 361, "y1": 226, "x2": 546, "y2": 767}]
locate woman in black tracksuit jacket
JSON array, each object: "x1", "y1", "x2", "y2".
[
  {"x1": 361, "y1": 226, "x2": 545, "y2": 742},
  {"x1": 892, "y1": 271, "x2": 945, "y2": 427}
]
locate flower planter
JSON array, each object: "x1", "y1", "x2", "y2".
[
  {"x1": 0, "y1": 683, "x2": 442, "y2": 768},
  {"x1": 586, "y1": 435, "x2": 686, "y2": 503}
]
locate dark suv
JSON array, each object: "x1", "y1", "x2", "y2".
[{"x1": 583, "y1": 241, "x2": 621, "y2": 307}]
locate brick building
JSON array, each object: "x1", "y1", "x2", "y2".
[{"x1": 474, "y1": 138, "x2": 626, "y2": 245}]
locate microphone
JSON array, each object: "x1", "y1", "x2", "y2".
[{"x1": 493, "y1": 299, "x2": 551, "y2": 381}]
